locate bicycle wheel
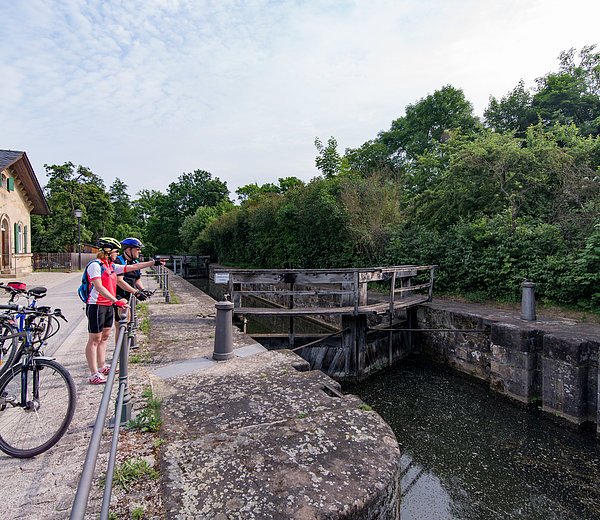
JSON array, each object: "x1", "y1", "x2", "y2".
[
  {"x1": 0, "y1": 321, "x2": 19, "y2": 377},
  {"x1": 0, "y1": 358, "x2": 76, "y2": 458}
]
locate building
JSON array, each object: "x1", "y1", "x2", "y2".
[{"x1": 0, "y1": 150, "x2": 49, "y2": 276}]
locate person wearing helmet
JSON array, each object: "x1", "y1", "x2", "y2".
[
  {"x1": 113, "y1": 237, "x2": 150, "y2": 348},
  {"x1": 114, "y1": 237, "x2": 147, "y2": 303},
  {"x1": 84, "y1": 236, "x2": 165, "y2": 384}
]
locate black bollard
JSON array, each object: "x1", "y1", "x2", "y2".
[
  {"x1": 520, "y1": 281, "x2": 536, "y2": 321},
  {"x1": 213, "y1": 300, "x2": 234, "y2": 360}
]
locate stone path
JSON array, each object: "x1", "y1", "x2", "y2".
[{"x1": 0, "y1": 271, "x2": 159, "y2": 520}]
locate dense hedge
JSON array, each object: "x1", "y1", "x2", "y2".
[
  {"x1": 386, "y1": 218, "x2": 600, "y2": 308},
  {"x1": 199, "y1": 126, "x2": 600, "y2": 311}
]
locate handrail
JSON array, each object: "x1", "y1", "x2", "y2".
[
  {"x1": 221, "y1": 265, "x2": 436, "y2": 314},
  {"x1": 70, "y1": 295, "x2": 137, "y2": 520}
]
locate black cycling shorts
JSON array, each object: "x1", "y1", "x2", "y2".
[{"x1": 86, "y1": 304, "x2": 114, "y2": 333}]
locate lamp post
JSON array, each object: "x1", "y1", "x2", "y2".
[{"x1": 74, "y1": 209, "x2": 83, "y2": 270}]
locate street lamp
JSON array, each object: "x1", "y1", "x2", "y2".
[{"x1": 74, "y1": 209, "x2": 83, "y2": 270}]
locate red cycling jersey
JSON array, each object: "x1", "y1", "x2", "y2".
[{"x1": 86, "y1": 259, "x2": 127, "y2": 305}]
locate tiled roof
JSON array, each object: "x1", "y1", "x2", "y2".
[
  {"x1": 0, "y1": 149, "x2": 49, "y2": 215},
  {"x1": 0, "y1": 150, "x2": 25, "y2": 171}
]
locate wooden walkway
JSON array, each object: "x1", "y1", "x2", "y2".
[{"x1": 234, "y1": 294, "x2": 430, "y2": 316}]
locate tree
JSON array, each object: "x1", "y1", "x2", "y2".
[
  {"x1": 144, "y1": 170, "x2": 230, "y2": 253},
  {"x1": 344, "y1": 139, "x2": 396, "y2": 177},
  {"x1": 314, "y1": 136, "x2": 342, "y2": 178},
  {"x1": 382, "y1": 85, "x2": 480, "y2": 161},
  {"x1": 109, "y1": 178, "x2": 141, "y2": 240},
  {"x1": 277, "y1": 177, "x2": 304, "y2": 193},
  {"x1": 484, "y1": 80, "x2": 538, "y2": 135},
  {"x1": 33, "y1": 162, "x2": 113, "y2": 252},
  {"x1": 236, "y1": 182, "x2": 280, "y2": 203},
  {"x1": 109, "y1": 178, "x2": 133, "y2": 227},
  {"x1": 179, "y1": 200, "x2": 234, "y2": 252},
  {"x1": 533, "y1": 45, "x2": 600, "y2": 135}
]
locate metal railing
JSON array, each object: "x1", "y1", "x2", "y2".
[
  {"x1": 70, "y1": 296, "x2": 137, "y2": 520},
  {"x1": 155, "y1": 265, "x2": 170, "y2": 303},
  {"x1": 33, "y1": 252, "x2": 97, "y2": 272}
]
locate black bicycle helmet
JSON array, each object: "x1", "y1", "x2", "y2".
[
  {"x1": 120, "y1": 237, "x2": 144, "y2": 248},
  {"x1": 97, "y1": 237, "x2": 121, "y2": 250}
]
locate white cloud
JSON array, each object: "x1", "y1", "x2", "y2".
[{"x1": 0, "y1": 0, "x2": 599, "y2": 196}]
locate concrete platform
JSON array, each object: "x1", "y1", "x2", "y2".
[{"x1": 148, "y1": 275, "x2": 401, "y2": 519}]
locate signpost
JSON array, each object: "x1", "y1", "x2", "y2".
[{"x1": 214, "y1": 272, "x2": 230, "y2": 285}]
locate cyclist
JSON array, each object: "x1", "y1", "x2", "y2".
[
  {"x1": 114, "y1": 237, "x2": 148, "y2": 302},
  {"x1": 113, "y1": 237, "x2": 149, "y2": 347},
  {"x1": 84, "y1": 237, "x2": 164, "y2": 384}
]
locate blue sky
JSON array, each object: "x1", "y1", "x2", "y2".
[{"x1": 1, "y1": 0, "x2": 599, "y2": 199}]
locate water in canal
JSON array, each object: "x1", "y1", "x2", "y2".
[{"x1": 344, "y1": 356, "x2": 600, "y2": 520}]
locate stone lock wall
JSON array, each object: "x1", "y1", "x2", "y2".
[{"x1": 416, "y1": 304, "x2": 600, "y2": 430}]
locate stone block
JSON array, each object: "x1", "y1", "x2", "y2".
[
  {"x1": 448, "y1": 356, "x2": 489, "y2": 380},
  {"x1": 491, "y1": 345, "x2": 537, "y2": 370},
  {"x1": 490, "y1": 361, "x2": 537, "y2": 402},
  {"x1": 543, "y1": 334, "x2": 593, "y2": 365},
  {"x1": 490, "y1": 323, "x2": 541, "y2": 353},
  {"x1": 542, "y1": 357, "x2": 589, "y2": 424}
]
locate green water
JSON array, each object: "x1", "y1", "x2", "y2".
[{"x1": 344, "y1": 357, "x2": 600, "y2": 520}]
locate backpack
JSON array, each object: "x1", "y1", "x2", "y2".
[{"x1": 78, "y1": 260, "x2": 105, "y2": 303}]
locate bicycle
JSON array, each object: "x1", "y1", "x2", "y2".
[
  {"x1": 0, "y1": 282, "x2": 50, "y2": 376},
  {"x1": 0, "y1": 304, "x2": 76, "y2": 458}
]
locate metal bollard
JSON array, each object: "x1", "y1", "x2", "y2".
[
  {"x1": 213, "y1": 300, "x2": 234, "y2": 360},
  {"x1": 164, "y1": 269, "x2": 170, "y2": 303},
  {"x1": 520, "y1": 281, "x2": 536, "y2": 321}
]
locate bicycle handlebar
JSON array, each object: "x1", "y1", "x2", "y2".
[
  {"x1": 0, "y1": 303, "x2": 22, "y2": 312},
  {"x1": 53, "y1": 308, "x2": 68, "y2": 322}
]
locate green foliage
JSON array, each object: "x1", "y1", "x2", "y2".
[
  {"x1": 144, "y1": 169, "x2": 230, "y2": 253},
  {"x1": 33, "y1": 162, "x2": 113, "y2": 252},
  {"x1": 180, "y1": 200, "x2": 234, "y2": 252},
  {"x1": 314, "y1": 136, "x2": 342, "y2": 178},
  {"x1": 484, "y1": 80, "x2": 538, "y2": 135},
  {"x1": 127, "y1": 391, "x2": 161, "y2": 432},
  {"x1": 533, "y1": 46, "x2": 600, "y2": 136},
  {"x1": 110, "y1": 458, "x2": 158, "y2": 492},
  {"x1": 383, "y1": 85, "x2": 481, "y2": 161},
  {"x1": 31, "y1": 46, "x2": 600, "y2": 312},
  {"x1": 235, "y1": 178, "x2": 305, "y2": 203}
]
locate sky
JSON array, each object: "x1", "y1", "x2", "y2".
[{"x1": 1, "y1": 0, "x2": 599, "y2": 200}]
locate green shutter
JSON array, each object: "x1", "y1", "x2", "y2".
[
  {"x1": 13, "y1": 223, "x2": 17, "y2": 252},
  {"x1": 24, "y1": 226, "x2": 28, "y2": 253},
  {"x1": 7, "y1": 177, "x2": 14, "y2": 191}
]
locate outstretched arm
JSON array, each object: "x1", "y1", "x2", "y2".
[{"x1": 124, "y1": 258, "x2": 165, "y2": 273}]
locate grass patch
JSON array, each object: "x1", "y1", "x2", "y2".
[
  {"x1": 111, "y1": 458, "x2": 158, "y2": 492},
  {"x1": 129, "y1": 352, "x2": 152, "y2": 364},
  {"x1": 168, "y1": 290, "x2": 180, "y2": 304},
  {"x1": 127, "y1": 389, "x2": 162, "y2": 432},
  {"x1": 135, "y1": 303, "x2": 150, "y2": 335},
  {"x1": 358, "y1": 403, "x2": 373, "y2": 411}
]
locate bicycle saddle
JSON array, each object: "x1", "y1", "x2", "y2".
[
  {"x1": 29, "y1": 287, "x2": 47, "y2": 297},
  {"x1": 7, "y1": 282, "x2": 26, "y2": 291}
]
